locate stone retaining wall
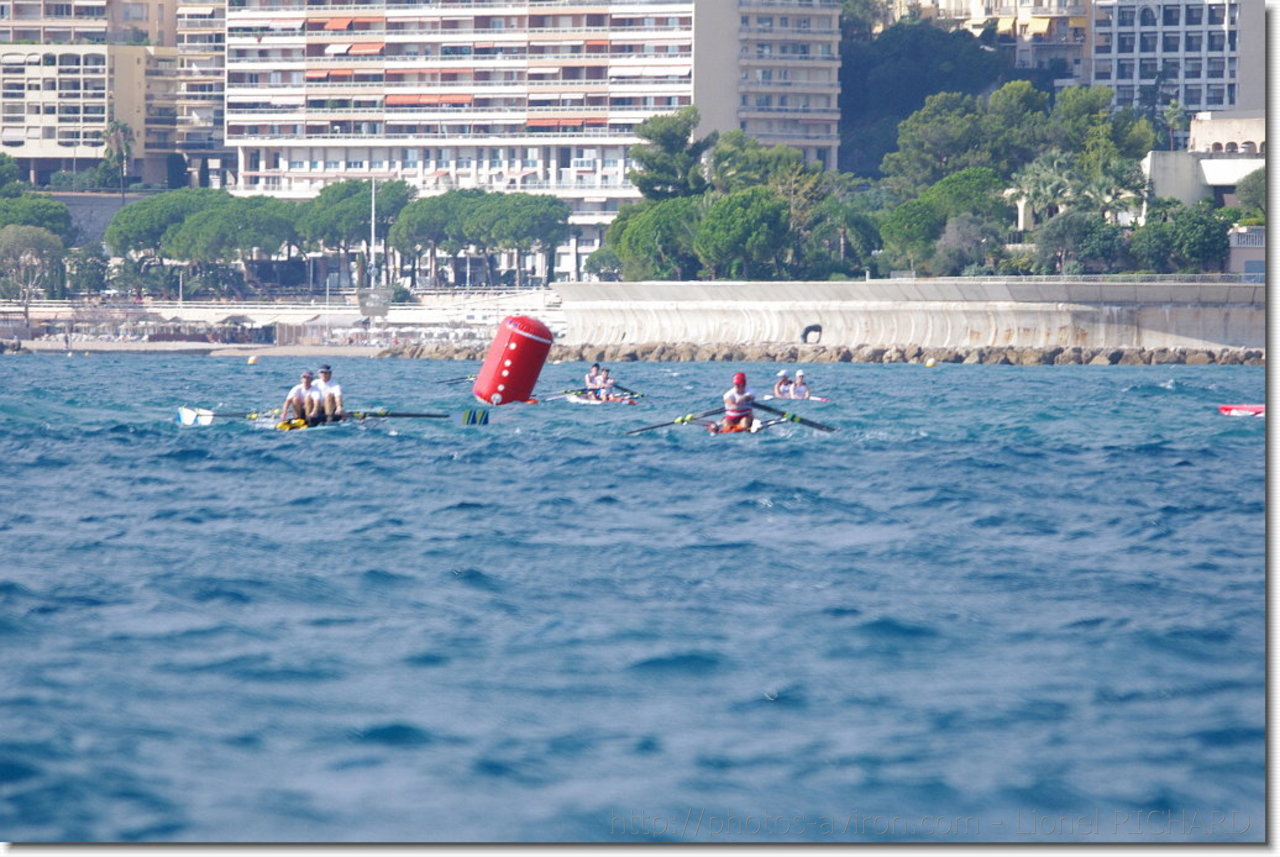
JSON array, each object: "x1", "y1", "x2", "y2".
[{"x1": 378, "y1": 341, "x2": 1265, "y2": 366}]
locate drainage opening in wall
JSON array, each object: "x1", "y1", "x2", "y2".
[{"x1": 801, "y1": 324, "x2": 822, "y2": 344}]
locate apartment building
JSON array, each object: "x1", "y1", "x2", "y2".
[
  {"x1": 223, "y1": 0, "x2": 841, "y2": 272},
  {"x1": 0, "y1": 0, "x2": 180, "y2": 185},
  {"x1": 175, "y1": 0, "x2": 230, "y2": 186},
  {"x1": 1088, "y1": 0, "x2": 1262, "y2": 113}
]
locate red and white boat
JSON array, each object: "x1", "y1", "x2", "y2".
[{"x1": 1218, "y1": 404, "x2": 1265, "y2": 417}]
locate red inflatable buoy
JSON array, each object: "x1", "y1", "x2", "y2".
[{"x1": 473, "y1": 315, "x2": 554, "y2": 405}]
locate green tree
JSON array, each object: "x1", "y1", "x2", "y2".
[
  {"x1": 64, "y1": 243, "x2": 109, "y2": 295},
  {"x1": 627, "y1": 106, "x2": 716, "y2": 200},
  {"x1": 0, "y1": 152, "x2": 24, "y2": 197},
  {"x1": 163, "y1": 196, "x2": 298, "y2": 294},
  {"x1": 0, "y1": 224, "x2": 64, "y2": 327},
  {"x1": 1235, "y1": 167, "x2": 1265, "y2": 220},
  {"x1": 917, "y1": 166, "x2": 1013, "y2": 224},
  {"x1": 1128, "y1": 220, "x2": 1178, "y2": 272},
  {"x1": 390, "y1": 189, "x2": 484, "y2": 287},
  {"x1": 614, "y1": 197, "x2": 703, "y2": 281},
  {"x1": 693, "y1": 186, "x2": 790, "y2": 279},
  {"x1": 0, "y1": 195, "x2": 74, "y2": 242},
  {"x1": 1034, "y1": 210, "x2": 1124, "y2": 273},
  {"x1": 839, "y1": 19, "x2": 1006, "y2": 176},
  {"x1": 104, "y1": 188, "x2": 233, "y2": 256},
  {"x1": 104, "y1": 120, "x2": 134, "y2": 196},
  {"x1": 1012, "y1": 151, "x2": 1078, "y2": 227},
  {"x1": 705, "y1": 130, "x2": 807, "y2": 194},
  {"x1": 932, "y1": 214, "x2": 1006, "y2": 275},
  {"x1": 879, "y1": 92, "x2": 987, "y2": 193},
  {"x1": 297, "y1": 180, "x2": 381, "y2": 287},
  {"x1": 484, "y1": 193, "x2": 571, "y2": 285},
  {"x1": 878, "y1": 198, "x2": 945, "y2": 270},
  {"x1": 1170, "y1": 201, "x2": 1233, "y2": 272}
]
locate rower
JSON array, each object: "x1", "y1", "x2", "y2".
[
  {"x1": 315, "y1": 364, "x2": 345, "y2": 422},
  {"x1": 721, "y1": 371, "x2": 755, "y2": 431},
  {"x1": 282, "y1": 370, "x2": 323, "y2": 425},
  {"x1": 791, "y1": 369, "x2": 810, "y2": 400},
  {"x1": 773, "y1": 370, "x2": 793, "y2": 399},
  {"x1": 584, "y1": 363, "x2": 602, "y2": 400},
  {"x1": 598, "y1": 367, "x2": 617, "y2": 400}
]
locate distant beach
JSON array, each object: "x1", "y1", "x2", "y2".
[{"x1": 17, "y1": 339, "x2": 384, "y2": 359}]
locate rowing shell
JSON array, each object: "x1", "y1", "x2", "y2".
[
  {"x1": 565, "y1": 393, "x2": 637, "y2": 406},
  {"x1": 1218, "y1": 403, "x2": 1265, "y2": 417}
]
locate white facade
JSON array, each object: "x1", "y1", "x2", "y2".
[{"x1": 222, "y1": 0, "x2": 841, "y2": 274}]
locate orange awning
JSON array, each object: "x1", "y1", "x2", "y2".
[
  {"x1": 349, "y1": 42, "x2": 384, "y2": 55},
  {"x1": 527, "y1": 118, "x2": 558, "y2": 127},
  {"x1": 323, "y1": 17, "x2": 351, "y2": 30},
  {"x1": 304, "y1": 69, "x2": 329, "y2": 79},
  {"x1": 385, "y1": 94, "x2": 419, "y2": 105},
  {"x1": 328, "y1": 69, "x2": 354, "y2": 77},
  {"x1": 438, "y1": 94, "x2": 473, "y2": 104},
  {"x1": 585, "y1": 39, "x2": 610, "y2": 46},
  {"x1": 418, "y1": 94, "x2": 441, "y2": 104}
]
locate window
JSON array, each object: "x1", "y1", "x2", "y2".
[
  {"x1": 1207, "y1": 31, "x2": 1224, "y2": 51},
  {"x1": 1116, "y1": 85, "x2": 1135, "y2": 102},
  {"x1": 1185, "y1": 5, "x2": 1203, "y2": 24},
  {"x1": 1163, "y1": 33, "x2": 1179, "y2": 51},
  {"x1": 1183, "y1": 85, "x2": 1201, "y2": 105},
  {"x1": 1117, "y1": 33, "x2": 1135, "y2": 52},
  {"x1": 1184, "y1": 33, "x2": 1202, "y2": 51},
  {"x1": 1184, "y1": 58, "x2": 1202, "y2": 77},
  {"x1": 1116, "y1": 59, "x2": 1134, "y2": 78},
  {"x1": 1139, "y1": 7, "x2": 1156, "y2": 25},
  {"x1": 1117, "y1": 6, "x2": 1135, "y2": 25},
  {"x1": 1206, "y1": 84, "x2": 1224, "y2": 104},
  {"x1": 1207, "y1": 57, "x2": 1224, "y2": 77},
  {"x1": 1095, "y1": 61, "x2": 1113, "y2": 80},
  {"x1": 1162, "y1": 5, "x2": 1180, "y2": 24},
  {"x1": 1139, "y1": 32, "x2": 1157, "y2": 52},
  {"x1": 1207, "y1": 5, "x2": 1225, "y2": 24},
  {"x1": 1139, "y1": 58, "x2": 1158, "y2": 78}
]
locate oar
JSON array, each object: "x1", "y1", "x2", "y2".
[
  {"x1": 752, "y1": 401, "x2": 837, "y2": 433},
  {"x1": 350, "y1": 409, "x2": 450, "y2": 420},
  {"x1": 352, "y1": 408, "x2": 490, "y2": 425},
  {"x1": 626, "y1": 407, "x2": 725, "y2": 435},
  {"x1": 441, "y1": 374, "x2": 478, "y2": 386},
  {"x1": 178, "y1": 406, "x2": 277, "y2": 426},
  {"x1": 613, "y1": 384, "x2": 646, "y2": 399}
]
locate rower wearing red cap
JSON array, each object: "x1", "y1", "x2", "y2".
[{"x1": 722, "y1": 371, "x2": 755, "y2": 432}]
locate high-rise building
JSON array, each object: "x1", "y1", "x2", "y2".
[
  {"x1": 176, "y1": 0, "x2": 231, "y2": 186},
  {"x1": 0, "y1": 0, "x2": 180, "y2": 186},
  {"x1": 1087, "y1": 0, "x2": 1262, "y2": 114},
  {"x1": 222, "y1": 0, "x2": 841, "y2": 272}
]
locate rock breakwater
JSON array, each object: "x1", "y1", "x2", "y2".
[{"x1": 378, "y1": 341, "x2": 1265, "y2": 366}]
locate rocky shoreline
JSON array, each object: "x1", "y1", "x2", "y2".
[{"x1": 379, "y1": 341, "x2": 1266, "y2": 366}]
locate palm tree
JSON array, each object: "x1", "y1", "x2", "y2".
[
  {"x1": 104, "y1": 120, "x2": 133, "y2": 201},
  {"x1": 1161, "y1": 100, "x2": 1189, "y2": 151},
  {"x1": 1013, "y1": 151, "x2": 1077, "y2": 228}
]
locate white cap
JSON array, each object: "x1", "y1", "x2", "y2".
[
  {"x1": 776, "y1": 370, "x2": 788, "y2": 377},
  {"x1": 796, "y1": 369, "x2": 805, "y2": 376}
]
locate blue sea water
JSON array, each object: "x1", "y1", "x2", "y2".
[{"x1": 0, "y1": 353, "x2": 1265, "y2": 844}]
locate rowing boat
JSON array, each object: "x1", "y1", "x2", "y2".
[
  {"x1": 564, "y1": 393, "x2": 637, "y2": 406},
  {"x1": 1218, "y1": 403, "x2": 1265, "y2": 417}
]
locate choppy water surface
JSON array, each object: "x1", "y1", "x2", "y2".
[{"x1": 0, "y1": 354, "x2": 1264, "y2": 843}]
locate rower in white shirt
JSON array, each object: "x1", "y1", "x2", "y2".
[
  {"x1": 314, "y1": 364, "x2": 345, "y2": 422},
  {"x1": 282, "y1": 370, "x2": 323, "y2": 424}
]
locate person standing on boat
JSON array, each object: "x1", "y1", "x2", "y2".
[
  {"x1": 791, "y1": 370, "x2": 811, "y2": 400},
  {"x1": 773, "y1": 370, "x2": 793, "y2": 399},
  {"x1": 722, "y1": 371, "x2": 755, "y2": 431},
  {"x1": 282, "y1": 370, "x2": 323, "y2": 425},
  {"x1": 315, "y1": 364, "x2": 345, "y2": 422},
  {"x1": 584, "y1": 363, "x2": 603, "y2": 400}
]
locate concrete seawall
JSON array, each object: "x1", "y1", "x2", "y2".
[{"x1": 554, "y1": 279, "x2": 1265, "y2": 351}]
